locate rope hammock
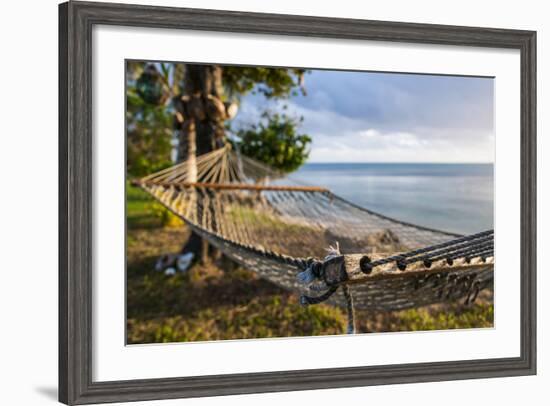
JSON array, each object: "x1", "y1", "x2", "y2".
[{"x1": 135, "y1": 145, "x2": 494, "y2": 333}]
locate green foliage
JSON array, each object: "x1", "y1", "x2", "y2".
[
  {"x1": 223, "y1": 66, "x2": 306, "y2": 99},
  {"x1": 126, "y1": 63, "x2": 174, "y2": 177},
  {"x1": 136, "y1": 64, "x2": 167, "y2": 105},
  {"x1": 232, "y1": 111, "x2": 312, "y2": 173},
  {"x1": 126, "y1": 62, "x2": 309, "y2": 177}
]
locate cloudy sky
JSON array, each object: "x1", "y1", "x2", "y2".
[{"x1": 232, "y1": 69, "x2": 494, "y2": 163}]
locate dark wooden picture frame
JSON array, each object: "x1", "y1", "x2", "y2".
[{"x1": 59, "y1": 1, "x2": 537, "y2": 404}]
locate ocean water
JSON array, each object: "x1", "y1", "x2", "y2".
[{"x1": 292, "y1": 163, "x2": 494, "y2": 235}]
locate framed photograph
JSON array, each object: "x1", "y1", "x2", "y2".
[{"x1": 59, "y1": 1, "x2": 536, "y2": 404}]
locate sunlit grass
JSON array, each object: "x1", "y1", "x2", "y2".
[{"x1": 127, "y1": 182, "x2": 183, "y2": 229}]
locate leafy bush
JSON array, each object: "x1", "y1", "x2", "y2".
[{"x1": 232, "y1": 111, "x2": 312, "y2": 173}]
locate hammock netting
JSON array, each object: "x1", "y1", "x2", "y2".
[{"x1": 135, "y1": 145, "x2": 494, "y2": 331}]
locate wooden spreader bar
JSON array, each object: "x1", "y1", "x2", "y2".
[
  {"x1": 319, "y1": 253, "x2": 494, "y2": 287},
  {"x1": 135, "y1": 180, "x2": 330, "y2": 193}
]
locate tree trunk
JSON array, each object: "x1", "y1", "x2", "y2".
[
  {"x1": 176, "y1": 64, "x2": 226, "y2": 162},
  {"x1": 174, "y1": 64, "x2": 227, "y2": 264}
]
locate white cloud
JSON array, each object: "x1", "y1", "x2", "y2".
[
  {"x1": 308, "y1": 128, "x2": 494, "y2": 163},
  {"x1": 232, "y1": 70, "x2": 495, "y2": 163}
]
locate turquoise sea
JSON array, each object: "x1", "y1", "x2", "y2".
[{"x1": 292, "y1": 163, "x2": 494, "y2": 235}]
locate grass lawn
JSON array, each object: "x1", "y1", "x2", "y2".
[{"x1": 126, "y1": 184, "x2": 493, "y2": 344}]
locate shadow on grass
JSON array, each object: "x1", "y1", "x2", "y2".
[{"x1": 127, "y1": 257, "x2": 287, "y2": 320}]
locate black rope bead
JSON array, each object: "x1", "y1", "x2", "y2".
[
  {"x1": 359, "y1": 256, "x2": 373, "y2": 274},
  {"x1": 397, "y1": 260, "x2": 407, "y2": 271}
]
